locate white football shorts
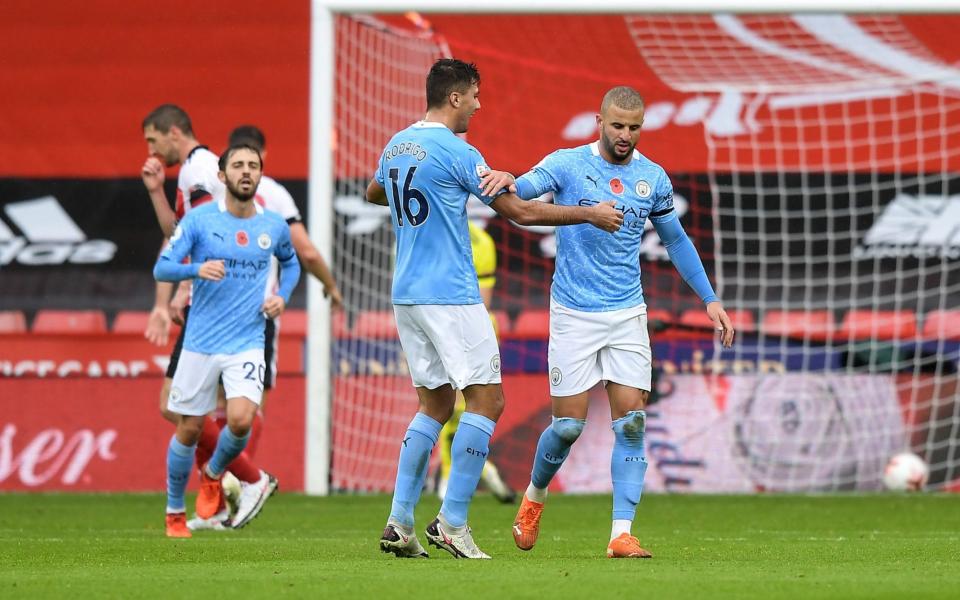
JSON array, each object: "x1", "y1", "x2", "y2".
[
  {"x1": 547, "y1": 299, "x2": 652, "y2": 397},
  {"x1": 394, "y1": 303, "x2": 502, "y2": 390},
  {"x1": 167, "y1": 348, "x2": 265, "y2": 416}
]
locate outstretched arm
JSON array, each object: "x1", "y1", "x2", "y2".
[
  {"x1": 653, "y1": 215, "x2": 734, "y2": 347},
  {"x1": 489, "y1": 193, "x2": 622, "y2": 232}
]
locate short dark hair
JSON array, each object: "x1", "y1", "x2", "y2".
[
  {"x1": 218, "y1": 143, "x2": 264, "y2": 172},
  {"x1": 228, "y1": 125, "x2": 266, "y2": 151},
  {"x1": 601, "y1": 86, "x2": 645, "y2": 113},
  {"x1": 426, "y1": 59, "x2": 480, "y2": 109},
  {"x1": 142, "y1": 104, "x2": 194, "y2": 135}
]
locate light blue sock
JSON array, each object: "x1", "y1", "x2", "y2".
[
  {"x1": 166, "y1": 436, "x2": 196, "y2": 512},
  {"x1": 611, "y1": 410, "x2": 648, "y2": 521},
  {"x1": 207, "y1": 426, "x2": 250, "y2": 478},
  {"x1": 531, "y1": 416, "x2": 586, "y2": 489},
  {"x1": 389, "y1": 412, "x2": 442, "y2": 528},
  {"x1": 440, "y1": 412, "x2": 496, "y2": 528}
]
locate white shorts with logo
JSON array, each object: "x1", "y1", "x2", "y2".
[
  {"x1": 395, "y1": 303, "x2": 502, "y2": 390},
  {"x1": 167, "y1": 348, "x2": 266, "y2": 416},
  {"x1": 548, "y1": 299, "x2": 652, "y2": 397}
]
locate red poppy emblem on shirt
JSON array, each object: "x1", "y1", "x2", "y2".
[
  {"x1": 609, "y1": 178, "x2": 624, "y2": 194},
  {"x1": 236, "y1": 230, "x2": 249, "y2": 247}
]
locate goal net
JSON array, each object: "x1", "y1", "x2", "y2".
[
  {"x1": 327, "y1": 11, "x2": 960, "y2": 493},
  {"x1": 628, "y1": 13, "x2": 960, "y2": 491}
]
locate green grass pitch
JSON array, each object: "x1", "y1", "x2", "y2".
[{"x1": 1, "y1": 493, "x2": 958, "y2": 599}]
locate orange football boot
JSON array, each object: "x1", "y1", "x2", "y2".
[
  {"x1": 606, "y1": 533, "x2": 652, "y2": 558},
  {"x1": 195, "y1": 467, "x2": 223, "y2": 519},
  {"x1": 165, "y1": 512, "x2": 192, "y2": 538},
  {"x1": 512, "y1": 495, "x2": 544, "y2": 551}
]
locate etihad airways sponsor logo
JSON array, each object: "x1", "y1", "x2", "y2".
[
  {"x1": 856, "y1": 194, "x2": 960, "y2": 260},
  {"x1": 0, "y1": 196, "x2": 117, "y2": 265}
]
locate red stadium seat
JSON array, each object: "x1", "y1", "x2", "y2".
[
  {"x1": 281, "y1": 309, "x2": 308, "y2": 336},
  {"x1": 680, "y1": 308, "x2": 755, "y2": 332},
  {"x1": 922, "y1": 310, "x2": 960, "y2": 341},
  {"x1": 279, "y1": 309, "x2": 349, "y2": 338},
  {"x1": 761, "y1": 310, "x2": 836, "y2": 341},
  {"x1": 646, "y1": 308, "x2": 674, "y2": 326},
  {"x1": 33, "y1": 310, "x2": 107, "y2": 334},
  {"x1": 838, "y1": 310, "x2": 917, "y2": 340},
  {"x1": 0, "y1": 310, "x2": 27, "y2": 333},
  {"x1": 508, "y1": 310, "x2": 550, "y2": 340},
  {"x1": 353, "y1": 310, "x2": 398, "y2": 339},
  {"x1": 490, "y1": 310, "x2": 510, "y2": 336},
  {"x1": 112, "y1": 310, "x2": 150, "y2": 334}
]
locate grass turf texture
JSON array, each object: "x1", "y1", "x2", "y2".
[{"x1": 1, "y1": 493, "x2": 958, "y2": 599}]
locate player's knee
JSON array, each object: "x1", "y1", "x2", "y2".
[
  {"x1": 551, "y1": 416, "x2": 586, "y2": 444},
  {"x1": 226, "y1": 414, "x2": 253, "y2": 436},
  {"x1": 612, "y1": 410, "x2": 646, "y2": 444},
  {"x1": 486, "y1": 392, "x2": 505, "y2": 421},
  {"x1": 177, "y1": 420, "x2": 203, "y2": 445}
]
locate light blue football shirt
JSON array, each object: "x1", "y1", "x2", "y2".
[
  {"x1": 515, "y1": 142, "x2": 677, "y2": 312},
  {"x1": 375, "y1": 121, "x2": 496, "y2": 305},
  {"x1": 155, "y1": 199, "x2": 300, "y2": 354}
]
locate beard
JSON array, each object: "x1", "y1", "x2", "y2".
[
  {"x1": 601, "y1": 134, "x2": 634, "y2": 161},
  {"x1": 226, "y1": 177, "x2": 257, "y2": 201}
]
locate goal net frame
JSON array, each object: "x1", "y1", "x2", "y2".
[{"x1": 308, "y1": 0, "x2": 956, "y2": 495}]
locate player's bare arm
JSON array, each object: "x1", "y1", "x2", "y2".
[
  {"x1": 365, "y1": 180, "x2": 388, "y2": 206},
  {"x1": 490, "y1": 193, "x2": 623, "y2": 232},
  {"x1": 146, "y1": 280, "x2": 174, "y2": 346},
  {"x1": 289, "y1": 223, "x2": 343, "y2": 310},
  {"x1": 140, "y1": 156, "x2": 178, "y2": 237},
  {"x1": 169, "y1": 280, "x2": 192, "y2": 325},
  {"x1": 707, "y1": 301, "x2": 735, "y2": 348}
]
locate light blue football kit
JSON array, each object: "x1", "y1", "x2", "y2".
[
  {"x1": 154, "y1": 198, "x2": 300, "y2": 512},
  {"x1": 154, "y1": 200, "x2": 300, "y2": 354},
  {"x1": 376, "y1": 121, "x2": 500, "y2": 532},
  {"x1": 375, "y1": 121, "x2": 495, "y2": 306},
  {"x1": 515, "y1": 141, "x2": 717, "y2": 311},
  {"x1": 515, "y1": 142, "x2": 717, "y2": 534}
]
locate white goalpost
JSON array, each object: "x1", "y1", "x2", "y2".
[{"x1": 308, "y1": 1, "x2": 960, "y2": 495}]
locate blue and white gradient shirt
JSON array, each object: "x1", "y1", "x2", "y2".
[
  {"x1": 375, "y1": 121, "x2": 497, "y2": 305},
  {"x1": 154, "y1": 199, "x2": 301, "y2": 354},
  {"x1": 515, "y1": 142, "x2": 717, "y2": 312}
]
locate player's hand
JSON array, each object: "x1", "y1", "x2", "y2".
[
  {"x1": 141, "y1": 155, "x2": 165, "y2": 192},
  {"x1": 478, "y1": 170, "x2": 517, "y2": 197},
  {"x1": 144, "y1": 305, "x2": 171, "y2": 346},
  {"x1": 707, "y1": 301, "x2": 735, "y2": 348},
  {"x1": 325, "y1": 284, "x2": 344, "y2": 311},
  {"x1": 588, "y1": 200, "x2": 623, "y2": 233},
  {"x1": 197, "y1": 260, "x2": 225, "y2": 282},
  {"x1": 261, "y1": 295, "x2": 286, "y2": 319},
  {"x1": 169, "y1": 281, "x2": 191, "y2": 325}
]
